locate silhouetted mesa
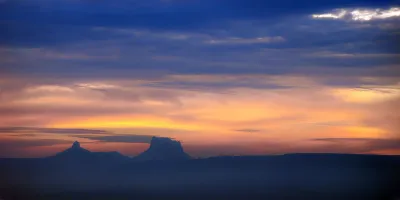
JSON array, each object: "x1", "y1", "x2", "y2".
[
  {"x1": 50, "y1": 141, "x2": 129, "y2": 165},
  {"x1": 134, "y1": 137, "x2": 191, "y2": 161},
  {"x1": 51, "y1": 137, "x2": 191, "y2": 163}
]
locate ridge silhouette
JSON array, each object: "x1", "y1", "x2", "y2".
[
  {"x1": 0, "y1": 138, "x2": 399, "y2": 200},
  {"x1": 49, "y1": 137, "x2": 190, "y2": 162},
  {"x1": 53, "y1": 141, "x2": 91, "y2": 158}
]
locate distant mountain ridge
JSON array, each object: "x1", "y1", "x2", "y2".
[
  {"x1": 52, "y1": 141, "x2": 91, "y2": 158},
  {"x1": 1, "y1": 140, "x2": 399, "y2": 200},
  {"x1": 49, "y1": 137, "x2": 191, "y2": 162}
]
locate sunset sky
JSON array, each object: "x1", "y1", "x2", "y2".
[{"x1": 0, "y1": 0, "x2": 399, "y2": 158}]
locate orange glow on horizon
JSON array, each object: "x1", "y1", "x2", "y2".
[{"x1": 1, "y1": 75, "x2": 399, "y2": 156}]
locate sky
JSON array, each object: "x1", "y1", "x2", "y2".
[{"x1": 0, "y1": 0, "x2": 399, "y2": 158}]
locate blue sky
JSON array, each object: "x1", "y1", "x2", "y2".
[{"x1": 1, "y1": 0, "x2": 399, "y2": 76}]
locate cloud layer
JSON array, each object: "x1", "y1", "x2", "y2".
[{"x1": 0, "y1": 0, "x2": 399, "y2": 157}]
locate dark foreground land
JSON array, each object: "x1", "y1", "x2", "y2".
[
  {"x1": 1, "y1": 188, "x2": 398, "y2": 200},
  {"x1": 1, "y1": 153, "x2": 399, "y2": 200}
]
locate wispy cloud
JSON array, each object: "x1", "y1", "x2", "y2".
[
  {"x1": 0, "y1": 127, "x2": 110, "y2": 135},
  {"x1": 235, "y1": 129, "x2": 262, "y2": 133},
  {"x1": 206, "y1": 36, "x2": 285, "y2": 45},
  {"x1": 312, "y1": 7, "x2": 400, "y2": 21},
  {"x1": 0, "y1": 138, "x2": 73, "y2": 148},
  {"x1": 1, "y1": 0, "x2": 399, "y2": 157},
  {"x1": 77, "y1": 135, "x2": 154, "y2": 144}
]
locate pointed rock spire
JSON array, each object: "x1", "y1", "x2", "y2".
[{"x1": 72, "y1": 141, "x2": 81, "y2": 149}]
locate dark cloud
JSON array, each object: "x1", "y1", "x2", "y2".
[
  {"x1": 1, "y1": 0, "x2": 399, "y2": 79},
  {"x1": 78, "y1": 135, "x2": 154, "y2": 144},
  {"x1": 7, "y1": 133, "x2": 36, "y2": 137},
  {"x1": 2, "y1": 23, "x2": 398, "y2": 80},
  {"x1": 0, "y1": 127, "x2": 110, "y2": 135},
  {"x1": 144, "y1": 81, "x2": 292, "y2": 91}
]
